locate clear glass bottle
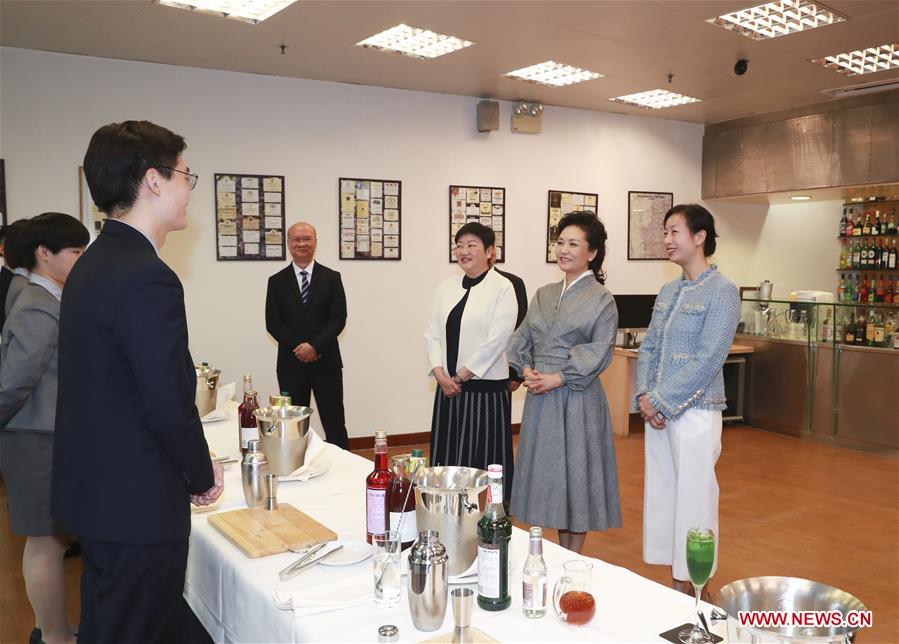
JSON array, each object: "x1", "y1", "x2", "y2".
[{"x1": 522, "y1": 526, "x2": 547, "y2": 618}]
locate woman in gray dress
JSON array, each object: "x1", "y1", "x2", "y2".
[
  {"x1": 507, "y1": 211, "x2": 620, "y2": 554},
  {"x1": 0, "y1": 213, "x2": 87, "y2": 644}
]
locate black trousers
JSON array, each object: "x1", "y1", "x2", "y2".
[
  {"x1": 78, "y1": 538, "x2": 211, "y2": 644},
  {"x1": 278, "y1": 367, "x2": 348, "y2": 450}
]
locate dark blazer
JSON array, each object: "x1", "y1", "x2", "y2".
[
  {"x1": 0, "y1": 265, "x2": 12, "y2": 331},
  {"x1": 52, "y1": 219, "x2": 213, "y2": 544},
  {"x1": 494, "y1": 268, "x2": 528, "y2": 381},
  {"x1": 265, "y1": 261, "x2": 347, "y2": 374}
]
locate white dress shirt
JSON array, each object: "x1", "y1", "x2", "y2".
[{"x1": 293, "y1": 260, "x2": 315, "y2": 292}]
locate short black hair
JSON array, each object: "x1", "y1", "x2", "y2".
[
  {"x1": 556, "y1": 211, "x2": 608, "y2": 284},
  {"x1": 83, "y1": 120, "x2": 187, "y2": 215},
  {"x1": 19, "y1": 212, "x2": 89, "y2": 270},
  {"x1": 2, "y1": 219, "x2": 31, "y2": 270},
  {"x1": 663, "y1": 204, "x2": 718, "y2": 256},
  {"x1": 454, "y1": 222, "x2": 495, "y2": 249}
]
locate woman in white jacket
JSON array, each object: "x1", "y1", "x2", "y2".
[{"x1": 425, "y1": 222, "x2": 517, "y2": 494}]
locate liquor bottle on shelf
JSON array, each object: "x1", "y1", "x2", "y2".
[
  {"x1": 854, "y1": 275, "x2": 861, "y2": 302},
  {"x1": 522, "y1": 526, "x2": 548, "y2": 619},
  {"x1": 889, "y1": 239, "x2": 897, "y2": 270},
  {"x1": 839, "y1": 208, "x2": 848, "y2": 237},
  {"x1": 477, "y1": 464, "x2": 512, "y2": 612},
  {"x1": 888, "y1": 209, "x2": 897, "y2": 235},
  {"x1": 872, "y1": 211, "x2": 881, "y2": 236},
  {"x1": 859, "y1": 276, "x2": 869, "y2": 303},
  {"x1": 852, "y1": 239, "x2": 862, "y2": 268},
  {"x1": 884, "y1": 313, "x2": 895, "y2": 347},
  {"x1": 365, "y1": 429, "x2": 393, "y2": 544},
  {"x1": 862, "y1": 213, "x2": 872, "y2": 236},
  {"x1": 886, "y1": 277, "x2": 895, "y2": 304},
  {"x1": 881, "y1": 239, "x2": 890, "y2": 268},
  {"x1": 853, "y1": 211, "x2": 862, "y2": 236},
  {"x1": 891, "y1": 313, "x2": 899, "y2": 350},
  {"x1": 843, "y1": 313, "x2": 856, "y2": 344},
  {"x1": 837, "y1": 275, "x2": 847, "y2": 301},
  {"x1": 238, "y1": 374, "x2": 260, "y2": 456},
  {"x1": 838, "y1": 241, "x2": 848, "y2": 269},
  {"x1": 854, "y1": 310, "x2": 866, "y2": 345},
  {"x1": 876, "y1": 276, "x2": 886, "y2": 303},
  {"x1": 821, "y1": 308, "x2": 833, "y2": 343},
  {"x1": 873, "y1": 311, "x2": 885, "y2": 347},
  {"x1": 874, "y1": 239, "x2": 882, "y2": 269},
  {"x1": 865, "y1": 310, "x2": 877, "y2": 347}
]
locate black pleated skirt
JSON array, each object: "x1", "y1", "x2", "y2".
[{"x1": 429, "y1": 383, "x2": 514, "y2": 500}]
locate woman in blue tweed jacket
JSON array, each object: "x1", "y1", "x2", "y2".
[{"x1": 636, "y1": 204, "x2": 740, "y2": 597}]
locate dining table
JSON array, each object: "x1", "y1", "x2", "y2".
[{"x1": 186, "y1": 401, "x2": 727, "y2": 643}]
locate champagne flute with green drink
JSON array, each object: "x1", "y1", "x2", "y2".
[{"x1": 678, "y1": 527, "x2": 715, "y2": 644}]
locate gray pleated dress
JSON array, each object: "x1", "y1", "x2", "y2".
[{"x1": 507, "y1": 277, "x2": 621, "y2": 532}]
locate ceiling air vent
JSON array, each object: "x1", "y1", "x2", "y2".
[{"x1": 822, "y1": 79, "x2": 899, "y2": 98}]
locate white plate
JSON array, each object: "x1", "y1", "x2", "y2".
[{"x1": 318, "y1": 540, "x2": 372, "y2": 567}]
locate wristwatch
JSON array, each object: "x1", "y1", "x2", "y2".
[{"x1": 452, "y1": 374, "x2": 462, "y2": 384}]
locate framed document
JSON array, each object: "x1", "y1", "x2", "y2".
[
  {"x1": 339, "y1": 177, "x2": 402, "y2": 260},
  {"x1": 449, "y1": 184, "x2": 506, "y2": 263},
  {"x1": 628, "y1": 191, "x2": 673, "y2": 260},
  {"x1": 215, "y1": 173, "x2": 285, "y2": 261},
  {"x1": 546, "y1": 189, "x2": 598, "y2": 262}
]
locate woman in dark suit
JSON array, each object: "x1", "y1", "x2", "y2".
[{"x1": 0, "y1": 212, "x2": 88, "y2": 644}]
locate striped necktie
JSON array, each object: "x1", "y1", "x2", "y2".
[{"x1": 299, "y1": 270, "x2": 309, "y2": 305}]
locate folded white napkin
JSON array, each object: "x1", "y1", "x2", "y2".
[
  {"x1": 200, "y1": 382, "x2": 236, "y2": 423},
  {"x1": 272, "y1": 574, "x2": 373, "y2": 617},
  {"x1": 277, "y1": 430, "x2": 331, "y2": 482}
]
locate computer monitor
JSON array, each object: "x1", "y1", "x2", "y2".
[{"x1": 615, "y1": 294, "x2": 657, "y2": 330}]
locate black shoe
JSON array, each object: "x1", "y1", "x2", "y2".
[{"x1": 29, "y1": 628, "x2": 41, "y2": 644}]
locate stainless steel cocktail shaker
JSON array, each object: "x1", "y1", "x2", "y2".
[
  {"x1": 241, "y1": 439, "x2": 268, "y2": 508},
  {"x1": 408, "y1": 529, "x2": 449, "y2": 632}
]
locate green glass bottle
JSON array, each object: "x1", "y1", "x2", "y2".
[{"x1": 477, "y1": 464, "x2": 512, "y2": 611}]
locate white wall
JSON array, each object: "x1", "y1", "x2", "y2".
[{"x1": 3, "y1": 46, "x2": 795, "y2": 439}]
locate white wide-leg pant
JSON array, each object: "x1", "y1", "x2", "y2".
[{"x1": 643, "y1": 408, "x2": 722, "y2": 581}]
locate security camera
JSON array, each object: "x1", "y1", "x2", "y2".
[{"x1": 734, "y1": 59, "x2": 749, "y2": 76}]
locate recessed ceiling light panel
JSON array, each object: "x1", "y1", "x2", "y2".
[
  {"x1": 158, "y1": 0, "x2": 298, "y2": 24},
  {"x1": 608, "y1": 89, "x2": 702, "y2": 110},
  {"x1": 707, "y1": 0, "x2": 845, "y2": 41},
  {"x1": 504, "y1": 61, "x2": 604, "y2": 87},
  {"x1": 812, "y1": 43, "x2": 899, "y2": 77},
  {"x1": 356, "y1": 24, "x2": 474, "y2": 59},
  {"x1": 790, "y1": 195, "x2": 812, "y2": 200}
]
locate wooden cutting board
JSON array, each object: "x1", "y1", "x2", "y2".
[{"x1": 208, "y1": 503, "x2": 337, "y2": 558}]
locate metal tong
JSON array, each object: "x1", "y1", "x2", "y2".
[{"x1": 278, "y1": 543, "x2": 343, "y2": 581}]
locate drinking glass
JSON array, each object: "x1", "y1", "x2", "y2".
[
  {"x1": 678, "y1": 527, "x2": 716, "y2": 644},
  {"x1": 373, "y1": 532, "x2": 402, "y2": 609},
  {"x1": 552, "y1": 560, "x2": 596, "y2": 626}
]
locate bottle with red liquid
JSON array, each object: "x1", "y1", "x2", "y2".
[
  {"x1": 237, "y1": 374, "x2": 260, "y2": 456},
  {"x1": 388, "y1": 454, "x2": 417, "y2": 550},
  {"x1": 365, "y1": 430, "x2": 393, "y2": 544}
]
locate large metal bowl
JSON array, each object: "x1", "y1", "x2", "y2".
[{"x1": 718, "y1": 576, "x2": 867, "y2": 643}]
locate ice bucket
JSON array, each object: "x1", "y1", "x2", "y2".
[
  {"x1": 718, "y1": 576, "x2": 867, "y2": 643},
  {"x1": 253, "y1": 405, "x2": 313, "y2": 476},
  {"x1": 194, "y1": 364, "x2": 220, "y2": 417},
  {"x1": 413, "y1": 467, "x2": 488, "y2": 577}
]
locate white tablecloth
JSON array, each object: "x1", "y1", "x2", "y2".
[{"x1": 187, "y1": 403, "x2": 727, "y2": 642}]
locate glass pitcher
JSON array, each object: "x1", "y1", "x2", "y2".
[{"x1": 552, "y1": 560, "x2": 596, "y2": 626}]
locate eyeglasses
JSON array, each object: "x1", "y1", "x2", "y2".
[{"x1": 160, "y1": 166, "x2": 199, "y2": 191}]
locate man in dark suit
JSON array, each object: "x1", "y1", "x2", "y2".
[
  {"x1": 52, "y1": 121, "x2": 223, "y2": 644},
  {"x1": 266, "y1": 222, "x2": 349, "y2": 449}
]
